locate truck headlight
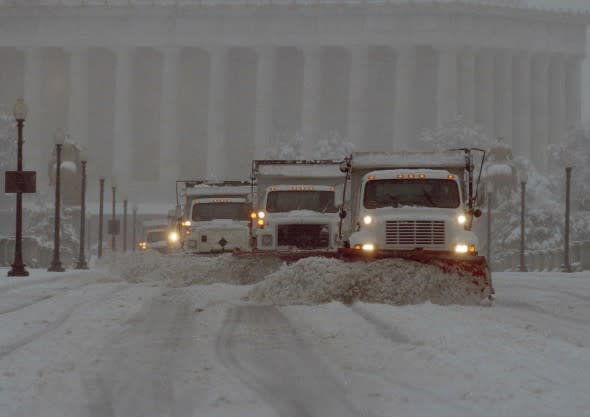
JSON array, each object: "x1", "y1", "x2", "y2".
[
  {"x1": 362, "y1": 243, "x2": 375, "y2": 252},
  {"x1": 182, "y1": 220, "x2": 192, "y2": 226},
  {"x1": 454, "y1": 243, "x2": 477, "y2": 254},
  {"x1": 454, "y1": 244, "x2": 469, "y2": 254},
  {"x1": 257, "y1": 211, "x2": 266, "y2": 219},
  {"x1": 168, "y1": 231, "x2": 179, "y2": 243},
  {"x1": 363, "y1": 215, "x2": 373, "y2": 225},
  {"x1": 457, "y1": 214, "x2": 467, "y2": 225}
]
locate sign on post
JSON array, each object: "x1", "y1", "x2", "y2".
[
  {"x1": 4, "y1": 171, "x2": 36, "y2": 193},
  {"x1": 108, "y1": 219, "x2": 120, "y2": 235}
]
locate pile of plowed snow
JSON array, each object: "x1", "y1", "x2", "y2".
[
  {"x1": 100, "y1": 251, "x2": 282, "y2": 287},
  {"x1": 247, "y1": 257, "x2": 488, "y2": 305}
]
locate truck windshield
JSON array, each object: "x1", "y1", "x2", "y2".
[
  {"x1": 192, "y1": 202, "x2": 250, "y2": 221},
  {"x1": 266, "y1": 191, "x2": 337, "y2": 213},
  {"x1": 363, "y1": 179, "x2": 460, "y2": 209},
  {"x1": 146, "y1": 230, "x2": 166, "y2": 243}
]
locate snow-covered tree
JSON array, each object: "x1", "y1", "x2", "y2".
[
  {"x1": 419, "y1": 116, "x2": 492, "y2": 152},
  {"x1": 313, "y1": 131, "x2": 354, "y2": 160}
]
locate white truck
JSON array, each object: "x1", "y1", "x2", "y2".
[
  {"x1": 250, "y1": 160, "x2": 345, "y2": 252},
  {"x1": 138, "y1": 218, "x2": 180, "y2": 253},
  {"x1": 337, "y1": 150, "x2": 485, "y2": 256},
  {"x1": 177, "y1": 180, "x2": 252, "y2": 253}
]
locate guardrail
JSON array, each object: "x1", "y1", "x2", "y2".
[{"x1": 498, "y1": 241, "x2": 589, "y2": 272}]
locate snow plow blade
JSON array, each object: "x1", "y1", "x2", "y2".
[{"x1": 235, "y1": 249, "x2": 494, "y2": 304}]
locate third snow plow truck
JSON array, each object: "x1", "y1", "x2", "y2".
[{"x1": 336, "y1": 149, "x2": 494, "y2": 303}]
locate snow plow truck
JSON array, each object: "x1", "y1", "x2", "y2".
[
  {"x1": 249, "y1": 160, "x2": 346, "y2": 255},
  {"x1": 176, "y1": 180, "x2": 252, "y2": 253},
  {"x1": 334, "y1": 149, "x2": 494, "y2": 302}
]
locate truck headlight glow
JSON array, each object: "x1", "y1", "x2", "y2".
[
  {"x1": 257, "y1": 211, "x2": 266, "y2": 219},
  {"x1": 182, "y1": 220, "x2": 192, "y2": 227},
  {"x1": 168, "y1": 231, "x2": 179, "y2": 243},
  {"x1": 457, "y1": 214, "x2": 467, "y2": 225},
  {"x1": 362, "y1": 243, "x2": 375, "y2": 252},
  {"x1": 454, "y1": 244, "x2": 469, "y2": 254},
  {"x1": 363, "y1": 215, "x2": 373, "y2": 225}
]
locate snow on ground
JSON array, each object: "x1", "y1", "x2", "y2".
[{"x1": 0, "y1": 253, "x2": 589, "y2": 417}]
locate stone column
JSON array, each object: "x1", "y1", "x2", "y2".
[
  {"x1": 494, "y1": 50, "x2": 513, "y2": 145},
  {"x1": 206, "y1": 47, "x2": 228, "y2": 179},
  {"x1": 549, "y1": 54, "x2": 566, "y2": 147},
  {"x1": 436, "y1": 47, "x2": 458, "y2": 127},
  {"x1": 512, "y1": 52, "x2": 532, "y2": 159},
  {"x1": 566, "y1": 55, "x2": 583, "y2": 131},
  {"x1": 476, "y1": 50, "x2": 495, "y2": 138},
  {"x1": 113, "y1": 47, "x2": 134, "y2": 185},
  {"x1": 458, "y1": 48, "x2": 476, "y2": 123},
  {"x1": 531, "y1": 54, "x2": 550, "y2": 170},
  {"x1": 347, "y1": 45, "x2": 368, "y2": 151},
  {"x1": 22, "y1": 47, "x2": 43, "y2": 173},
  {"x1": 302, "y1": 46, "x2": 322, "y2": 158},
  {"x1": 67, "y1": 47, "x2": 89, "y2": 149},
  {"x1": 254, "y1": 46, "x2": 276, "y2": 159},
  {"x1": 393, "y1": 46, "x2": 416, "y2": 151},
  {"x1": 158, "y1": 47, "x2": 181, "y2": 183}
]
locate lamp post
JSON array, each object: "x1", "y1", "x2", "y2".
[
  {"x1": 98, "y1": 177, "x2": 105, "y2": 258},
  {"x1": 486, "y1": 182, "x2": 494, "y2": 267},
  {"x1": 132, "y1": 204, "x2": 138, "y2": 252},
  {"x1": 123, "y1": 196, "x2": 128, "y2": 252},
  {"x1": 111, "y1": 177, "x2": 117, "y2": 252},
  {"x1": 7, "y1": 98, "x2": 29, "y2": 277},
  {"x1": 75, "y1": 149, "x2": 88, "y2": 269},
  {"x1": 48, "y1": 129, "x2": 66, "y2": 272},
  {"x1": 561, "y1": 160, "x2": 573, "y2": 273},
  {"x1": 518, "y1": 170, "x2": 528, "y2": 272}
]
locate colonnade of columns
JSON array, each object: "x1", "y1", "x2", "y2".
[{"x1": 14, "y1": 44, "x2": 583, "y2": 186}]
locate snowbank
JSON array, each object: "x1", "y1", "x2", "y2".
[
  {"x1": 99, "y1": 251, "x2": 281, "y2": 287},
  {"x1": 248, "y1": 257, "x2": 488, "y2": 306}
]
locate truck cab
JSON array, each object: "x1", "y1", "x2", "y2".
[
  {"x1": 339, "y1": 151, "x2": 483, "y2": 257},
  {"x1": 138, "y1": 218, "x2": 180, "y2": 253},
  {"x1": 178, "y1": 181, "x2": 252, "y2": 253},
  {"x1": 251, "y1": 160, "x2": 344, "y2": 251}
]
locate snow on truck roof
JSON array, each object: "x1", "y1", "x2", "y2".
[
  {"x1": 255, "y1": 160, "x2": 344, "y2": 179},
  {"x1": 185, "y1": 184, "x2": 251, "y2": 197},
  {"x1": 350, "y1": 151, "x2": 467, "y2": 170}
]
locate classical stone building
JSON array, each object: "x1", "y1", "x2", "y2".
[{"x1": 0, "y1": 0, "x2": 588, "y2": 203}]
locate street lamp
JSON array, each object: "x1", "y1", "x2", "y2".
[
  {"x1": 123, "y1": 195, "x2": 128, "y2": 252},
  {"x1": 561, "y1": 152, "x2": 574, "y2": 273},
  {"x1": 111, "y1": 176, "x2": 117, "y2": 252},
  {"x1": 98, "y1": 177, "x2": 105, "y2": 258},
  {"x1": 518, "y1": 169, "x2": 528, "y2": 272},
  {"x1": 75, "y1": 148, "x2": 88, "y2": 269},
  {"x1": 132, "y1": 204, "x2": 138, "y2": 252},
  {"x1": 7, "y1": 98, "x2": 29, "y2": 277},
  {"x1": 48, "y1": 129, "x2": 66, "y2": 272},
  {"x1": 486, "y1": 182, "x2": 494, "y2": 267}
]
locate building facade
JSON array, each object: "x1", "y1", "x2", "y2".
[{"x1": 0, "y1": 0, "x2": 588, "y2": 203}]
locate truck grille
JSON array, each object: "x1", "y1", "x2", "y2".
[
  {"x1": 385, "y1": 221, "x2": 445, "y2": 246},
  {"x1": 277, "y1": 224, "x2": 330, "y2": 249}
]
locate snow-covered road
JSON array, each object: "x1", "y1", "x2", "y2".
[{"x1": 0, "y1": 255, "x2": 589, "y2": 417}]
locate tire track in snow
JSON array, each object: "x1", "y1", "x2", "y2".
[
  {"x1": 0, "y1": 284, "x2": 124, "y2": 360},
  {"x1": 216, "y1": 305, "x2": 372, "y2": 417},
  {"x1": 0, "y1": 280, "x2": 96, "y2": 315},
  {"x1": 83, "y1": 290, "x2": 197, "y2": 417}
]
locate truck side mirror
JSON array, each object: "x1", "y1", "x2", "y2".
[
  {"x1": 339, "y1": 209, "x2": 347, "y2": 219},
  {"x1": 473, "y1": 209, "x2": 482, "y2": 218}
]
